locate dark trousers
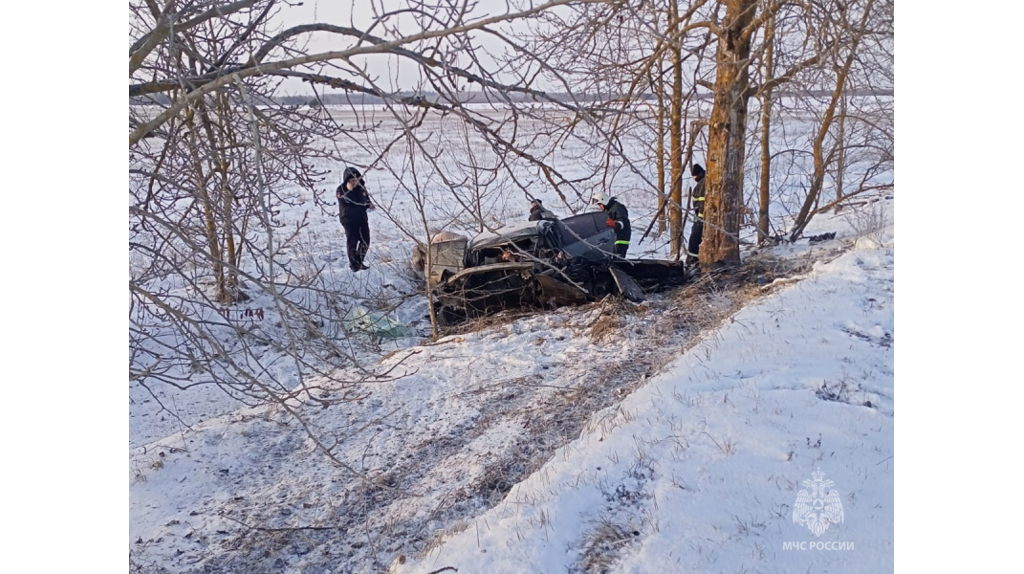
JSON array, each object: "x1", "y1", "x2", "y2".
[
  {"x1": 687, "y1": 218, "x2": 704, "y2": 260},
  {"x1": 342, "y1": 217, "x2": 370, "y2": 270},
  {"x1": 614, "y1": 242, "x2": 629, "y2": 258}
]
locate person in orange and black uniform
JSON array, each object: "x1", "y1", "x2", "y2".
[
  {"x1": 686, "y1": 163, "x2": 706, "y2": 266},
  {"x1": 592, "y1": 191, "x2": 631, "y2": 258},
  {"x1": 336, "y1": 166, "x2": 375, "y2": 272}
]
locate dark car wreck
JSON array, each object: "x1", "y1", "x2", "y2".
[{"x1": 422, "y1": 211, "x2": 689, "y2": 326}]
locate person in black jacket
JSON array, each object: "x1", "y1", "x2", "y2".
[
  {"x1": 592, "y1": 191, "x2": 631, "y2": 257},
  {"x1": 686, "y1": 163, "x2": 706, "y2": 266},
  {"x1": 336, "y1": 166, "x2": 375, "y2": 272},
  {"x1": 528, "y1": 198, "x2": 557, "y2": 221}
]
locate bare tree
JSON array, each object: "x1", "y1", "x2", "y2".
[
  {"x1": 129, "y1": 0, "x2": 632, "y2": 417},
  {"x1": 673, "y1": 0, "x2": 893, "y2": 265},
  {"x1": 129, "y1": 0, "x2": 381, "y2": 414},
  {"x1": 481, "y1": 0, "x2": 893, "y2": 267},
  {"x1": 756, "y1": 8, "x2": 777, "y2": 246},
  {"x1": 787, "y1": 0, "x2": 893, "y2": 239}
]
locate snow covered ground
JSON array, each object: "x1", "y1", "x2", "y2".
[
  {"x1": 398, "y1": 225, "x2": 894, "y2": 574},
  {"x1": 129, "y1": 197, "x2": 895, "y2": 573}
]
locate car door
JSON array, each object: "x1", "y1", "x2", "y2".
[{"x1": 556, "y1": 211, "x2": 615, "y2": 260}]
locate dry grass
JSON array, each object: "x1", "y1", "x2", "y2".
[
  {"x1": 589, "y1": 313, "x2": 622, "y2": 342},
  {"x1": 573, "y1": 520, "x2": 637, "y2": 574}
]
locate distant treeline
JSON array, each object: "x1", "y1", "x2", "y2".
[
  {"x1": 130, "y1": 88, "x2": 892, "y2": 107},
  {"x1": 130, "y1": 91, "x2": 654, "y2": 106}
]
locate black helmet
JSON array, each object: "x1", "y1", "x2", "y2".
[{"x1": 691, "y1": 164, "x2": 705, "y2": 178}]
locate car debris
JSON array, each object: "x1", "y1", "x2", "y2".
[{"x1": 418, "y1": 211, "x2": 689, "y2": 325}]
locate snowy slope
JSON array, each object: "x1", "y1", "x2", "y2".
[{"x1": 398, "y1": 224, "x2": 894, "y2": 573}]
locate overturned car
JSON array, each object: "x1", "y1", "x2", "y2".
[{"x1": 422, "y1": 211, "x2": 689, "y2": 326}]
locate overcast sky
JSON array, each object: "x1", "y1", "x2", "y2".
[{"x1": 273, "y1": 0, "x2": 514, "y2": 94}]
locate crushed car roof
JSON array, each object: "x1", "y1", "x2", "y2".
[{"x1": 468, "y1": 219, "x2": 555, "y2": 250}]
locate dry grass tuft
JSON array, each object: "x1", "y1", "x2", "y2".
[
  {"x1": 590, "y1": 313, "x2": 622, "y2": 342},
  {"x1": 574, "y1": 519, "x2": 637, "y2": 573}
]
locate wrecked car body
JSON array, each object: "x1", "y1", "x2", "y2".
[{"x1": 424, "y1": 211, "x2": 689, "y2": 325}]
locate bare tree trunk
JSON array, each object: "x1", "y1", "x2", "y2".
[
  {"x1": 702, "y1": 0, "x2": 756, "y2": 270},
  {"x1": 834, "y1": 93, "x2": 846, "y2": 214},
  {"x1": 655, "y1": 71, "x2": 667, "y2": 236},
  {"x1": 218, "y1": 91, "x2": 242, "y2": 288},
  {"x1": 757, "y1": 11, "x2": 775, "y2": 246},
  {"x1": 184, "y1": 103, "x2": 232, "y2": 304},
  {"x1": 199, "y1": 92, "x2": 242, "y2": 294},
  {"x1": 667, "y1": 1, "x2": 684, "y2": 259}
]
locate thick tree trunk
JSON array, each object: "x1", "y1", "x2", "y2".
[{"x1": 702, "y1": 0, "x2": 756, "y2": 270}]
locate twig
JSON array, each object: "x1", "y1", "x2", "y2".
[
  {"x1": 702, "y1": 431, "x2": 729, "y2": 455},
  {"x1": 219, "y1": 512, "x2": 344, "y2": 532}
]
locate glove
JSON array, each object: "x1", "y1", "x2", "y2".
[{"x1": 606, "y1": 218, "x2": 616, "y2": 228}]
